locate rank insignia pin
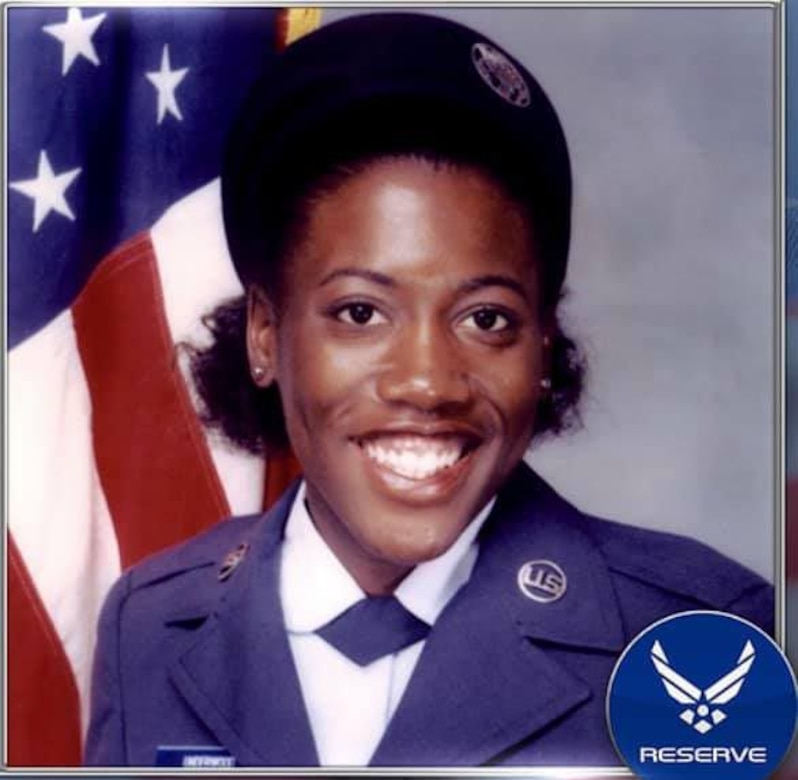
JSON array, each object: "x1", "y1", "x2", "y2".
[{"x1": 218, "y1": 543, "x2": 249, "y2": 582}]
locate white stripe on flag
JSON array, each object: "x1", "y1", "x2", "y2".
[
  {"x1": 9, "y1": 310, "x2": 122, "y2": 735},
  {"x1": 150, "y1": 179, "x2": 265, "y2": 517}
]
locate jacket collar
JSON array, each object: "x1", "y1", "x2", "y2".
[
  {"x1": 168, "y1": 464, "x2": 625, "y2": 767},
  {"x1": 476, "y1": 464, "x2": 626, "y2": 652},
  {"x1": 370, "y1": 464, "x2": 625, "y2": 766}
]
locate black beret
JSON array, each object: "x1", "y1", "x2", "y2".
[{"x1": 222, "y1": 12, "x2": 572, "y2": 304}]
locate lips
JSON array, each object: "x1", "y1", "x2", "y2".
[
  {"x1": 360, "y1": 434, "x2": 468, "y2": 481},
  {"x1": 354, "y1": 426, "x2": 483, "y2": 486}
]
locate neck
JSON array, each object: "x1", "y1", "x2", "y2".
[
  {"x1": 303, "y1": 493, "x2": 414, "y2": 596},
  {"x1": 315, "y1": 519, "x2": 413, "y2": 596}
]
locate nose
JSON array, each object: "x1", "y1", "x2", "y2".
[{"x1": 375, "y1": 320, "x2": 473, "y2": 412}]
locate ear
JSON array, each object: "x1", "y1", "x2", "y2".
[{"x1": 246, "y1": 286, "x2": 278, "y2": 388}]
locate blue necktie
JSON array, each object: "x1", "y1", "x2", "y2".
[{"x1": 316, "y1": 597, "x2": 430, "y2": 666}]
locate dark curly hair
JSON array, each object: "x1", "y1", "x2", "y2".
[{"x1": 188, "y1": 151, "x2": 586, "y2": 456}]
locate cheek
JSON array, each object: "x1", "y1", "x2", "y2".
[
  {"x1": 477, "y1": 347, "x2": 544, "y2": 427},
  {"x1": 273, "y1": 324, "x2": 371, "y2": 439}
]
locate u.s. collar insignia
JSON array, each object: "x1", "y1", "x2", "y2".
[
  {"x1": 218, "y1": 542, "x2": 249, "y2": 582},
  {"x1": 517, "y1": 559, "x2": 567, "y2": 603}
]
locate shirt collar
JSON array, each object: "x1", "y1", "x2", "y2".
[
  {"x1": 279, "y1": 482, "x2": 495, "y2": 633},
  {"x1": 394, "y1": 497, "x2": 494, "y2": 625}
]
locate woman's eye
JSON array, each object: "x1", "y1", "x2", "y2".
[
  {"x1": 335, "y1": 303, "x2": 386, "y2": 326},
  {"x1": 463, "y1": 308, "x2": 512, "y2": 332}
]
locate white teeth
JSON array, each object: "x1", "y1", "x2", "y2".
[{"x1": 361, "y1": 435, "x2": 466, "y2": 481}]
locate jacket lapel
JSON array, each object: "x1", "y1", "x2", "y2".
[
  {"x1": 371, "y1": 465, "x2": 627, "y2": 767},
  {"x1": 168, "y1": 484, "x2": 320, "y2": 766}
]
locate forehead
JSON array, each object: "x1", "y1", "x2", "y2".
[
  {"x1": 312, "y1": 155, "x2": 525, "y2": 216},
  {"x1": 286, "y1": 157, "x2": 538, "y2": 285}
]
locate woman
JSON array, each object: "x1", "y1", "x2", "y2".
[{"x1": 85, "y1": 12, "x2": 773, "y2": 768}]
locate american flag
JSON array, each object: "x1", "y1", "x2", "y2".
[{"x1": 7, "y1": 6, "x2": 311, "y2": 765}]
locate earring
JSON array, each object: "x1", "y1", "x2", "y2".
[
  {"x1": 540, "y1": 377, "x2": 552, "y2": 391},
  {"x1": 252, "y1": 365, "x2": 266, "y2": 382}
]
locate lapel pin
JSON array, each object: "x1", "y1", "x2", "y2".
[
  {"x1": 218, "y1": 542, "x2": 249, "y2": 582},
  {"x1": 517, "y1": 559, "x2": 567, "y2": 603}
]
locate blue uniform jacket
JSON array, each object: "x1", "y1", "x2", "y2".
[{"x1": 84, "y1": 464, "x2": 773, "y2": 767}]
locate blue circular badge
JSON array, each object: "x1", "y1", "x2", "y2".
[{"x1": 607, "y1": 611, "x2": 796, "y2": 780}]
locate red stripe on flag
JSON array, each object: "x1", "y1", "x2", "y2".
[
  {"x1": 8, "y1": 535, "x2": 82, "y2": 766},
  {"x1": 275, "y1": 7, "x2": 291, "y2": 51},
  {"x1": 72, "y1": 233, "x2": 229, "y2": 568},
  {"x1": 264, "y1": 449, "x2": 302, "y2": 510}
]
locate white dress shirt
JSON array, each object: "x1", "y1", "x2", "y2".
[{"x1": 279, "y1": 483, "x2": 495, "y2": 766}]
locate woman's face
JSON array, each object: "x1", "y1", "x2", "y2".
[{"x1": 248, "y1": 157, "x2": 547, "y2": 594}]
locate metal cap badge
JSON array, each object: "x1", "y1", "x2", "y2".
[{"x1": 471, "y1": 42, "x2": 531, "y2": 108}]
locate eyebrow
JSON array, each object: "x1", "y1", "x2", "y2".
[
  {"x1": 318, "y1": 268, "x2": 396, "y2": 288},
  {"x1": 457, "y1": 274, "x2": 530, "y2": 301},
  {"x1": 317, "y1": 269, "x2": 530, "y2": 301}
]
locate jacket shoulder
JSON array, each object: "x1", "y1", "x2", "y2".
[
  {"x1": 515, "y1": 466, "x2": 771, "y2": 609},
  {"x1": 576, "y1": 511, "x2": 773, "y2": 632},
  {"x1": 581, "y1": 513, "x2": 766, "y2": 600},
  {"x1": 105, "y1": 482, "x2": 299, "y2": 630},
  {"x1": 126, "y1": 512, "x2": 264, "y2": 591},
  {"x1": 510, "y1": 466, "x2": 774, "y2": 633},
  {"x1": 94, "y1": 509, "x2": 278, "y2": 661},
  {"x1": 124, "y1": 481, "x2": 298, "y2": 595}
]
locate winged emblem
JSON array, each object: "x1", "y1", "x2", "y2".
[{"x1": 650, "y1": 639, "x2": 755, "y2": 734}]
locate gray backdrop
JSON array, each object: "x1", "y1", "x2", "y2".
[{"x1": 322, "y1": 6, "x2": 777, "y2": 579}]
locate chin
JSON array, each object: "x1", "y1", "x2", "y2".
[{"x1": 366, "y1": 509, "x2": 476, "y2": 566}]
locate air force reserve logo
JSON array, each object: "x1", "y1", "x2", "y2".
[
  {"x1": 607, "y1": 611, "x2": 796, "y2": 780},
  {"x1": 651, "y1": 638, "x2": 755, "y2": 734}
]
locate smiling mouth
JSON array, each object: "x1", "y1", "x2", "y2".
[{"x1": 358, "y1": 434, "x2": 476, "y2": 481}]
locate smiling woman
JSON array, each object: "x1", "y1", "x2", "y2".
[
  {"x1": 84, "y1": 12, "x2": 774, "y2": 769},
  {"x1": 251, "y1": 158, "x2": 546, "y2": 595}
]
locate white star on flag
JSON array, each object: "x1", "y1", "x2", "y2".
[
  {"x1": 43, "y1": 8, "x2": 106, "y2": 77},
  {"x1": 10, "y1": 150, "x2": 82, "y2": 233},
  {"x1": 146, "y1": 45, "x2": 190, "y2": 124}
]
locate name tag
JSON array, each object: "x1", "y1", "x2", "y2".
[{"x1": 155, "y1": 745, "x2": 236, "y2": 767}]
